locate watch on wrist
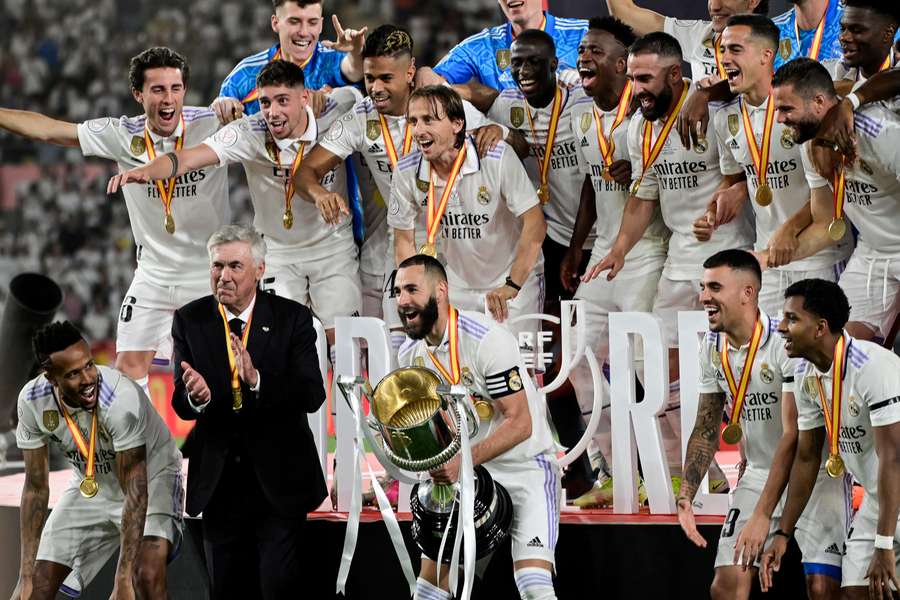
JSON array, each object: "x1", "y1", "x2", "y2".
[
  {"x1": 504, "y1": 276, "x2": 521, "y2": 292},
  {"x1": 773, "y1": 528, "x2": 793, "y2": 540}
]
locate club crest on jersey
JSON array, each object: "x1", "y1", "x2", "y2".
[
  {"x1": 728, "y1": 114, "x2": 740, "y2": 136},
  {"x1": 130, "y1": 135, "x2": 146, "y2": 156},
  {"x1": 580, "y1": 113, "x2": 592, "y2": 133},
  {"x1": 42, "y1": 410, "x2": 59, "y2": 431},
  {"x1": 416, "y1": 178, "x2": 430, "y2": 193},
  {"x1": 760, "y1": 363, "x2": 774, "y2": 384},
  {"x1": 461, "y1": 366, "x2": 475, "y2": 387},
  {"x1": 780, "y1": 129, "x2": 794, "y2": 149},
  {"x1": 477, "y1": 185, "x2": 491, "y2": 205},
  {"x1": 366, "y1": 120, "x2": 381, "y2": 140},
  {"x1": 510, "y1": 106, "x2": 525, "y2": 128},
  {"x1": 858, "y1": 160, "x2": 873, "y2": 175},
  {"x1": 779, "y1": 39, "x2": 792, "y2": 60},
  {"x1": 508, "y1": 369, "x2": 523, "y2": 391},
  {"x1": 496, "y1": 49, "x2": 511, "y2": 70},
  {"x1": 848, "y1": 395, "x2": 860, "y2": 417}
]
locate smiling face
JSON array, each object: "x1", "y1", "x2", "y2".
[
  {"x1": 363, "y1": 54, "x2": 415, "y2": 115},
  {"x1": 271, "y1": 1, "x2": 323, "y2": 65},
  {"x1": 577, "y1": 29, "x2": 627, "y2": 96},
  {"x1": 210, "y1": 241, "x2": 265, "y2": 310},
  {"x1": 132, "y1": 67, "x2": 185, "y2": 137},
  {"x1": 407, "y1": 96, "x2": 463, "y2": 161},
  {"x1": 699, "y1": 265, "x2": 757, "y2": 333},
  {"x1": 393, "y1": 264, "x2": 446, "y2": 340},
  {"x1": 46, "y1": 340, "x2": 99, "y2": 410},
  {"x1": 498, "y1": 0, "x2": 543, "y2": 27},
  {"x1": 778, "y1": 295, "x2": 825, "y2": 358},
  {"x1": 773, "y1": 83, "x2": 823, "y2": 144},
  {"x1": 510, "y1": 38, "x2": 558, "y2": 99},
  {"x1": 839, "y1": 6, "x2": 896, "y2": 69},
  {"x1": 721, "y1": 24, "x2": 774, "y2": 95},
  {"x1": 627, "y1": 52, "x2": 679, "y2": 121},
  {"x1": 259, "y1": 83, "x2": 309, "y2": 139}
]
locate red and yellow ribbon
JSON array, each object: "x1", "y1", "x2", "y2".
[
  {"x1": 713, "y1": 34, "x2": 726, "y2": 80},
  {"x1": 379, "y1": 113, "x2": 413, "y2": 170},
  {"x1": 57, "y1": 394, "x2": 98, "y2": 484},
  {"x1": 740, "y1": 94, "x2": 775, "y2": 191},
  {"x1": 525, "y1": 84, "x2": 563, "y2": 203},
  {"x1": 815, "y1": 335, "x2": 848, "y2": 461},
  {"x1": 592, "y1": 81, "x2": 633, "y2": 169},
  {"x1": 273, "y1": 141, "x2": 307, "y2": 225},
  {"x1": 427, "y1": 305, "x2": 460, "y2": 384},
  {"x1": 833, "y1": 160, "x2": 846, "y2": 223},
  {"x1": 721, "y1": 319, "x2": 764, "y2": 430},
  {"x1": 144, "y1": 114, "x2": 186, "y2": 225},
  {"x1": 217, "y1": 302, "x2": 254, "y2": 409},
  {"x1": 795, "y1": 11, "x2": 827, "y2": 60},
  {"x1": 632, "y1": 81, "x2": 689, "y2": 193},
  {"x1": 425, "y1": 144, "x2": 467, "y2": 247}
]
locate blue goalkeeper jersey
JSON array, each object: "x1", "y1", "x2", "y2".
[
  {"x1": 219, "y1": 43, "x2": 349, "y2": 115},
  {"x1": 772, "y1": 0, "x2": 843, "y2": 71},
  {"x1": 433, "y1": 12, "x2": 588, "y2": 90}
]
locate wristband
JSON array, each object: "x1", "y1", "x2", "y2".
[
  {"x1": 504, "y1": 276, "x2": 521, "y2": 292},
  {"x1": 165, "y1": 152, "x2": 179, "y2": 179},
  {"x1": 773, "y1": 529, "x2": 792, "y2": 540},
  {"x1": 875, "y1": 534, "x2": 895, "y2": 550},
  {"x1": 845, "y1": 92, "x2": 861, "y2": 111}
]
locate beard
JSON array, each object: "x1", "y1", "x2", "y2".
[
  {"x1": 640, "y1": 83, "x2": 674, "y2": 122},
  {"x1": 399, "y1": 295, "x2": 440, "y2": 340},
  {"x1": 787, "y1": 117, "x2": 819, "y2": 144}
]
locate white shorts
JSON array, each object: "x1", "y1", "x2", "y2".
[
  {"x1": 262, "y1": 249, "x2": 362, "y2": 329},
  {"x1": 652, "y1": 275, "x2": 702, "y2": 348},
  {"x1": 759, "y1": 263, "x2": 845, "y2": 319},
  {"x1": 715, "y1": 468, "x2": 850, "y2": 575},
  {"x1": 838, "y1": 252, "x2": 900, "y2": 341},
  {"x1": 487, "y1": 454, "x2": 561, "y2": 567},
  {"x1": 360, "y1": 271, "x2": 385, "y2": 319},
  {"x1": 41, "y1": 468, "x2": 184, "y2": 596},
  {"x1": 116, "y1": 269, "x2": 209, "y2": 362},
  {"x1": 452, "y1": 272, "x2": 545, "y2": 343},
  {"x1": 842, "y1": 493, "x2": 900, "y2": 587}
]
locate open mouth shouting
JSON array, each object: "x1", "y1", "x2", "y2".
[
  {"x1": 158, "y1": 106, "x2": 177, "y2": 127},
  {"x1": 399, "y1": 305, "x2": 422, "y2": 329},
  {"x1": 290, "y1": 37, "x2": 313, "y2": 55},
  {"x1": 371, "y1": 93, "x2": 392, "y2": 111},
  {"x1": 506, "y1": 0, "x2": 526, "y2": 12},
  {"x1": 267, "y1": 116, "x2": 289, "y2": 138},
  {"x1": 416, "y1": 136, "x2": 435, "y2": 154},
  {"x1": 79, "y1": 381, "x2": 98, "y2": 407},
  {"x1": 725, "y1": 65, "x2": 742, "y2": 89},
  {"x1": 578, "y1": 64, "x2": 598, "y2": 90},
  {"x1": 517, "y1": 76, "x2": 540, "y2": 95}
]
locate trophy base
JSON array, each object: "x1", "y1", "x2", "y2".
[{"x1": 410, "y1": 465, "x2": 513, "y2": 563}]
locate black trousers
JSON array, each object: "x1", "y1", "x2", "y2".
[{"x1": 201, "y1": 451, "x2": 306, "y2": 600}]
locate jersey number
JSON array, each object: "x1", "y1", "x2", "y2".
[
  {"x1": 721, "y1": 508, "x2": 741, "y2": 539},
  {"x1": 119, "y1": 296, "x2": 137, "y2": 323}
]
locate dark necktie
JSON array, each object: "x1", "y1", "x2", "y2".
[{"x1": 229, "y1": 317, "x2": 243, "y2": 338}]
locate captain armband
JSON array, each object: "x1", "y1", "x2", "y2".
[{"x1": 484, "y1": 366, "x2": 525, "y2": 399}]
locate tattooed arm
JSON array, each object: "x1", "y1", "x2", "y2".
[
  {"x1": 12, "y1": 447, "x2": 50, "y2": 600},
  {"x1": 679, "y1": 392, "x2": 726, "y2": 503},
  {"x1": 113, "y1": 445, "x2": 148, "y2": 593}
]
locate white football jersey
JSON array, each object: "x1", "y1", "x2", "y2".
[
  {"x1": 387, "y1": 137, "x2": 542, "y2": 291},
  {"x1": 663, "y1": 18, "x2": 721, "y2": 80},
  {"x1": 795, "y1": 334, "x2": 900, "y2": 500},
  {"x1": 801, "y1": 103, "x2": 900, "y2": 256},
  {"x1": 715, "y1": 95, "x2": 851, "y2": 270},
  {"x1": 397, "y1": 309, "x2": 557, "y2": 467},
  {"x1": 16, "y1": 365, "x2": 182, "y2": 500},
  {"x1": 77, "y1": 107, "x2": 230, "y2": 286},
  {"x1": 488, "y1": 81, "x2": 591, "y2": 248},
  {"x1": 628, "y1": 80, "x2": 755, "y2": 281},
  {"x1": 569, "y1": 92, "x2": 668, "y2": 271},
  {"x1": 203, "y1": 88, "x2": 359, "y2": 267}
]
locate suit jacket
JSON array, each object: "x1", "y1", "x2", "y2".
[{"x1": 172, "y1": 291, "x2": 327, "y2": 518}]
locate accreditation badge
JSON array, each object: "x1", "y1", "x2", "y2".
[
  {"x1": 42, "y1": 410, "x2": 59, "y2": 431},
  {"x1": 728, "y1": 113, "x2": 740, "y2": 136},
  {"x1": 130, "y1": 135, "x2": 146, "y2": 156},
  {"x1": 496, "y1": 49, "x2": 511, "y2": 70},
  {"x1": 580, "y1": 112, "x2": 592, "y2": 134},
  {"x1": 416, "y1": 178, "x2": 430, "y2": 193},
  {"x1": 779, "y1": 39, "x2": 793, "y2": 60},
  {"x1": 510, "y1": 106, "x2": 525, "y2": 128},
  {"x1": 366, "y1": 120, "x2": 381, "y2": 140},
  {"x1": 804, "y1": 375, "x2": 817, "y2": 397}
]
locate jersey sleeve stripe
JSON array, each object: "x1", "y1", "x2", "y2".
[
  {"x1": 870, "y1": 395, "x2": 900, "y2": 412},
  {"x1": 458, "y1": 315, "x2": 488, "y2": 335}
]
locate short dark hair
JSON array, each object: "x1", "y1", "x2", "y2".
[
  {"x1": 257, "y1": 59, "x2": 306, "y2": 89},
  {"x1": 629, "y1": 31, "x2": 683, "y2": 62},
  {"x1": 772, "y1": 57, "x2": 837, "y2": 100},
  {"x1": 513, "y1": 28, "x2": 557, "y2": 55},
  {"x1": 725, "y1": 14, "x2": 780, "y2": 50},
  {"x1": 362, "y1": 24, "x2": 414, "y2": 59},
  {"x1": 703, "y1": 249, "x2": 762, "y2": 286},
  {"x1": 272, "y1": 0, "x2": 321, "y2": 9},
  {"x1": 398, "y1": 254, "x2": 448, "y2": 283},
  {"x1": 407, "y1": 85, "x2": 467, "y2": 149},
  {"x1": 587, "y1": 16, "x2": 637, "y2": 50},
  {"x1": 784, "y1": 279, "x2": 850, "y2": 333},
  {"x1": 128, "y1": 47, "x2": 189, "y2": 92},
  {"x1": 32, "y1": 321, "x2": 84, "y2": 371},
  {"x1": 843, "y1": 0, "x2": 900, "y2": 25}
]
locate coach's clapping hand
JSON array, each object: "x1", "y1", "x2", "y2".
[
  {"x1": 107, "y1": 169, "x2": 151, "y2": 194},
  {"x1": 181, "y1": 361, "x2": 211, "y2": 406},
  {"x1": 676, "y1": 497, "x2": 707, "y2": 548},
  {"x1": 758, "y1": 535, "x2": 788, "y2": 592},
  {"x1": 230, "y1": 333, "x2": 259, "y2": 388}
]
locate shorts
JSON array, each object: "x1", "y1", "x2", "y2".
[
  {"x1": 759, "y1": 262, "x2": 845, "y2": 319},
  {"x1": 41, "y1": 468, "x2": 184, "y2": 596},
  {"x1": 652, "y1": 275, "x2": 702, "y2": 348},
  {"x1": 116, "y1": 269, "x2": 209, "y2": 362},
  {"x1": 715, "y1": 468, "x2": 850, "y2": 575},
  {"x1": 838, "y1": 251, "x2": 900, "y2": 341},
  {"x1": 452, "y1": 272, "x2": 545, "y2": 342},
  {"x1": 262, "y1": 249, "x2": 362, "y2": 329},
  {"x1": 360, "y1": 271, "x2": 385, "y2": 319},
  {"x1": 842, "y1": 492, "x2": 900, "y2": 587},
  {"x1": 486, "y1": 454, "x2": 561, "y2": 567}
]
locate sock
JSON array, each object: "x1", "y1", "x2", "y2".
[
  {"x1": 514, "y1": 567, "x2": 557, "y2": 600},
  {"x1": 414, "y1": 577, "x2": 451, "y2": 600},
  {"x1": 135, "y1": 376, "x2": 150, "y2": 400}
]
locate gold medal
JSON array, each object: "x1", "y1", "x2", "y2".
[
  {"x1": 721, "y1": 422, "x2": 743, "y2": 444},
  {"x1": 283, "y1": 209, "x2": 294, "y2": 230},
  {"x1": 473, "y1": 399, "x2": 494, "y2": 420},
  {"x1": 825, "y1": 453, "x2": 844, "y2": 478},
  {"x1": 218, "y1": 303, "x2": 254, "y2": 413},
  {"x1": 827, "y1": 218, "x2": 846, "y2": 241},
  {"x1": 232, "y1": 388, "x2": 243, "y2": 411},
  {"x1": 755, "y1": 184, "x2": 773, "y2": 206},
  {"x1": 79, "y1": 477, "x2": 99, "y2": 498},
  {"x1": 601, "y1": 170, "x2": 613, "y2": 182},
  {"x1": 418, "y1": 242, "x2": 437, "y2": 258},
  {"x1": 164, "y1": 213, "x2": 175, "y2": 235},
  {"x1": 538, "y1": 183, "x2": 550, "y2": 204}
]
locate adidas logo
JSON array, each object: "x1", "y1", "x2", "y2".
[
  {"x1": 526, "y1": 536, "x2": 544, "y2": 548},
  {"x1": 580, "y1": 137, "x2": 589, "y2": 147},
  {"x1": 729, "y1": 139, "x2": 740, "y2": 149},
  {"x1": 368, "y1": 143, "x2": 382, "y2": 153},
  {"x1": 825, "y1": 543, "x2": 842, "y2": 555}
]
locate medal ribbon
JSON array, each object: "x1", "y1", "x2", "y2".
[
  {"x1": 794, "y1": 11, "x2": 827, "y2": 60},
  {"x1": 241, "y1": 49, "x2": 314, "y2": 104},
  {"x1": 378, "y1": 113, "x2": 413, "y2": 170},
  {"x1": 739, "y1": 94, "x2": 775, "y2": 191},
  {"x1": 634, "y1": 81, "x2": 689, "y2": 189},
  {"x1": 592, "y1": 81, "x2": 633, "y2": 168},
  {"x1": 217, "y1": 303, "x2": 255, "y2": 396},
  {"x1": 426, "y1": 305, "x2": 460, "y2": 384},
  {"x1": 524, "y1": 85, "x2": 563, "y2": 197},
  {"x1": 815, "y1": 335, "x2": 848, "y2": 459},
  {"x1": 144, "y1": 114, "x2": 186, "y2": 223},
  {"x1": 879, "y1": 53, "x2": 892, "y2": 72},
  {"x1": 833, "y1": 159, "x2": 845, "y2": 223},
  {"x1": 273, "y1": 141, "x2": 307, "y2": 219},
  {"x1": 713, "y1": 34, "x2": 726, "y2": 80},
  {"x1": 721, "y1": 319, "x2": 765, "y2": 428},
  {"x1": 426, "y1": 145, "x2": 467, "y2": 245},
  {"x1": 56, "y1": 391, "x2": 98, "y2": 482}
]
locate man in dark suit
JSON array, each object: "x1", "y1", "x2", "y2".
[{"x1": 171, "y1": 224, "x2": 326, "y2": 599}]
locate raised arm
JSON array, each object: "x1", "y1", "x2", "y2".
[
  {"x1": 12, "y1": 446, "x2": 50, "y2": 600},
  {"x1": 113, "y1": 445, "x2": 149, "y2": 597},
  {"x1": 107, "y1": 143, "x2": 220, "y2": 194},
  {"x1": 0, "y1": 108, "x2": 79, "y2": 147},
  {"x1": 605, "y1": 0, "x2": 666, "y2": 35}
]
